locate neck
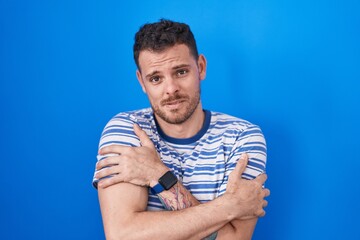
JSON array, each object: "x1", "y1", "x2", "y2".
[{"x1": 155, "y1": 104, "x2": 205, "y2": 139}]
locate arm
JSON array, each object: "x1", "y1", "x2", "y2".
[
  {"x1": 216, "y1": 123, "x2": 267, "y2": 239},
  {"x1": 156, "y1": 180, "x2": 258, "y2": 240},
  {"x1": 99, "y1": 182, "x2": 227, "y2": 240},
  {"x1": 98, "y1": 154, "x2": 268, "y2": 240},
  {"x1": 98, "y1": 124, "x2": 268, "y2": 239}
]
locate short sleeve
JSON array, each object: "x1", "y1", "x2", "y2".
[
  {"x1": 217, "y1": 124, "x2": 267, "y2": 196},
  {"x1": 92, "y1": 113, "x2": 141, "y2": 189}
]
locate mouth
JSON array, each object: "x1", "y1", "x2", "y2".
[
  {"x1": 163, "y1": 99, "x2": 186, "y2": 109},
  {"x1": 166, "y1": 100, "x2": 184, "y2": 105}
]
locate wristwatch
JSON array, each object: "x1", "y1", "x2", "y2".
[{"x1": 150, "y1": 171, "x2": 178, "y2": 194}]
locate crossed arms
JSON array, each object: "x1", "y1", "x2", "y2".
[{"x1": 94, "y1": 124, "x2": 270, "y2": 240}]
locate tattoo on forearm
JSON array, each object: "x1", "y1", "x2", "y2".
[
  {"x1": 157, "y1": 182, "x2": 216, "y2": 239},
  {"x1": 158, "y1": 182, "x2": 193, "y2": 211}
]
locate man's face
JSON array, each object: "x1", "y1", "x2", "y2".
[{"x1": 136, "y1": 44, "x2": 207, "y2": 124}]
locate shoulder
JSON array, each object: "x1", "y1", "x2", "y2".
[
  {"x1": 209, "y1": 111, "x2": 263, "y2": 135},
  {"x1": 102, "y1": 108, "x2": 155, "y2": 134},
  {"x1": 99, "y1": 108, "x2": 154, "y2": 148},
  {"x1": 106, "y1": 108, "x2": 153, "y2": 127}
]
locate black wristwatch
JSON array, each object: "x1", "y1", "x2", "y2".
[{"x1": 150, "y1": 171, "x2": 178, "y2": 194}]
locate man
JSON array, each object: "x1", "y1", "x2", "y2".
[{"x1": 93, "y1": 19, "x2": 269, "y2": 240}]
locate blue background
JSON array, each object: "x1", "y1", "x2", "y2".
[{"x1": 1, "y1": 0, "x2": 359, "y2": 239}]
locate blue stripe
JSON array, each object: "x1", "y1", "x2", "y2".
[{"x1": 99, "y1": 140, "x2": 137, "y2": 148}]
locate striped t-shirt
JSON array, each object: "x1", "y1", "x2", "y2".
[{"x1": 93, "y1": 108, "x2": 267, "y2": 211}]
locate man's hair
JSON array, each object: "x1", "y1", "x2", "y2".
[{"x1": 133, "y1": 19, "x2": 199, "y2": 70}]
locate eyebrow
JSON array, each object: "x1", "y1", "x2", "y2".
[
  {"x1": 145, "y1": 70, "x2": 160, "y2": 79},
  {"x1": 145, "y1": 64, "x2": 191, "y2": 79},
  {"x1": 173, "y1": 64, "x2": 191, "y2": 70}
]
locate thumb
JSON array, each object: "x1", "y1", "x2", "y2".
[
  {"x1": 133, "y1": 124, "x2": 154, "y2": 148},
  {"x1": 232, "y1": 153, "x2": 249, "y2": 178}
]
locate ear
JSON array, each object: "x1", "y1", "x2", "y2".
[
  {"x1": 197, "y1": 54, "x2": 207, "y2": 81},
  {"x1": 136, "y1": 69, "x2": 147, "y2": 93}
]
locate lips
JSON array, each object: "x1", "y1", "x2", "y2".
[
  {"x1": 165, "y1": 100, "x2": 184, "y2": 105},
  {"x1": 161, "y1": 98, "x2": 187, "y2": 111},
  {"x1": 161, "y1": 95, "x2": 187, "y2": 106}
]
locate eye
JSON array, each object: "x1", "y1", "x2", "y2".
[
  {"x1": 150, "y1": 76, "x2": 161, "y2": 84},
  {"x1": 177, "y1": 69, "x2": 188, "y2": 76}
]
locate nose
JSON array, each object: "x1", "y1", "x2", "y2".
[{"x1": 164, "y1": 77, "x2": 179, "y2": 95}]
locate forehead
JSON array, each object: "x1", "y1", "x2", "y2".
[{"x1": 138, "y1": 44, "x2": 196, "y2": 73}]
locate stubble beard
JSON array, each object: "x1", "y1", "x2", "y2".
[{"x1": 152, "y1": 90, "x2": 201, "y2": 125}]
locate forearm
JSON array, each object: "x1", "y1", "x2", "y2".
[
  {"x1": 157, "y1": 181, "x2": 199, "y2": 210},
  {"x1": 131, "y1": 201, "x2": 229, "y2": 240},
  {"x1": 99, "y1": 184, "x2": 233, "y2": 240},
  {"x1": 156, "y1": 181, "x2": 257, "y2": 240},
  {"x1": 216, "y1": 219, "x2": 257, "y2": 240},
  {"x1": 158, "y1": 182, "x2": 219, "y2": 239}
]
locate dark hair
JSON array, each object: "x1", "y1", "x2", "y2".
[{"x1": 133, "y1": 19, "x2": 199, "y2": 70}]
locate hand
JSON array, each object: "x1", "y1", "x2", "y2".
[
  {"x1": 95, "y1": 124, "x2": 169, "y2": 188},
  {"x1": 223, "y1": 154, "x2": 270, "y2": 220}
]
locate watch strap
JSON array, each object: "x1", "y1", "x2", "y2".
[{"x1": 150, "y1": 182, "x2": 165, "y2": 194}]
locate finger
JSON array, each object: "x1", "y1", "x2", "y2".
[
  {"x1": 263, "y1": 200, "x2": 268, "y2": 208},
  {"x1": 99, "y1": 145, "x2": 129, "y2": 155},
  {"x1": 257, "y1": 209, "x2": 266, "y2": 218},
  {"x1": 98, "y1": 175, "x2": 123, "y2": 189},
  {"x1": 239, "y1": 215, "x2": 257, "y2": 220},
  {"x1": 255, "y1": 173, "x2": 268, "y2": 185},
  {"x1": 133, "y1": 124, "x2": 154, "y2": 147},
  {"x1": 232, "y1": 153, "x2": 249, "y2": 178},
  {"x1": 263, "y1": 188, "x2": 271, "y2": 198},
  {"x1": 96, "y1": 157, "x2": 120, "y2": 170},
  {"x1": 95, "y1": 165, "x2": 120, "y2": 180}
]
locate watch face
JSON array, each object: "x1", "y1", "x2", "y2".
[{"x1": 159, "y1": 171, "x2": 178, "y2": 190}]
